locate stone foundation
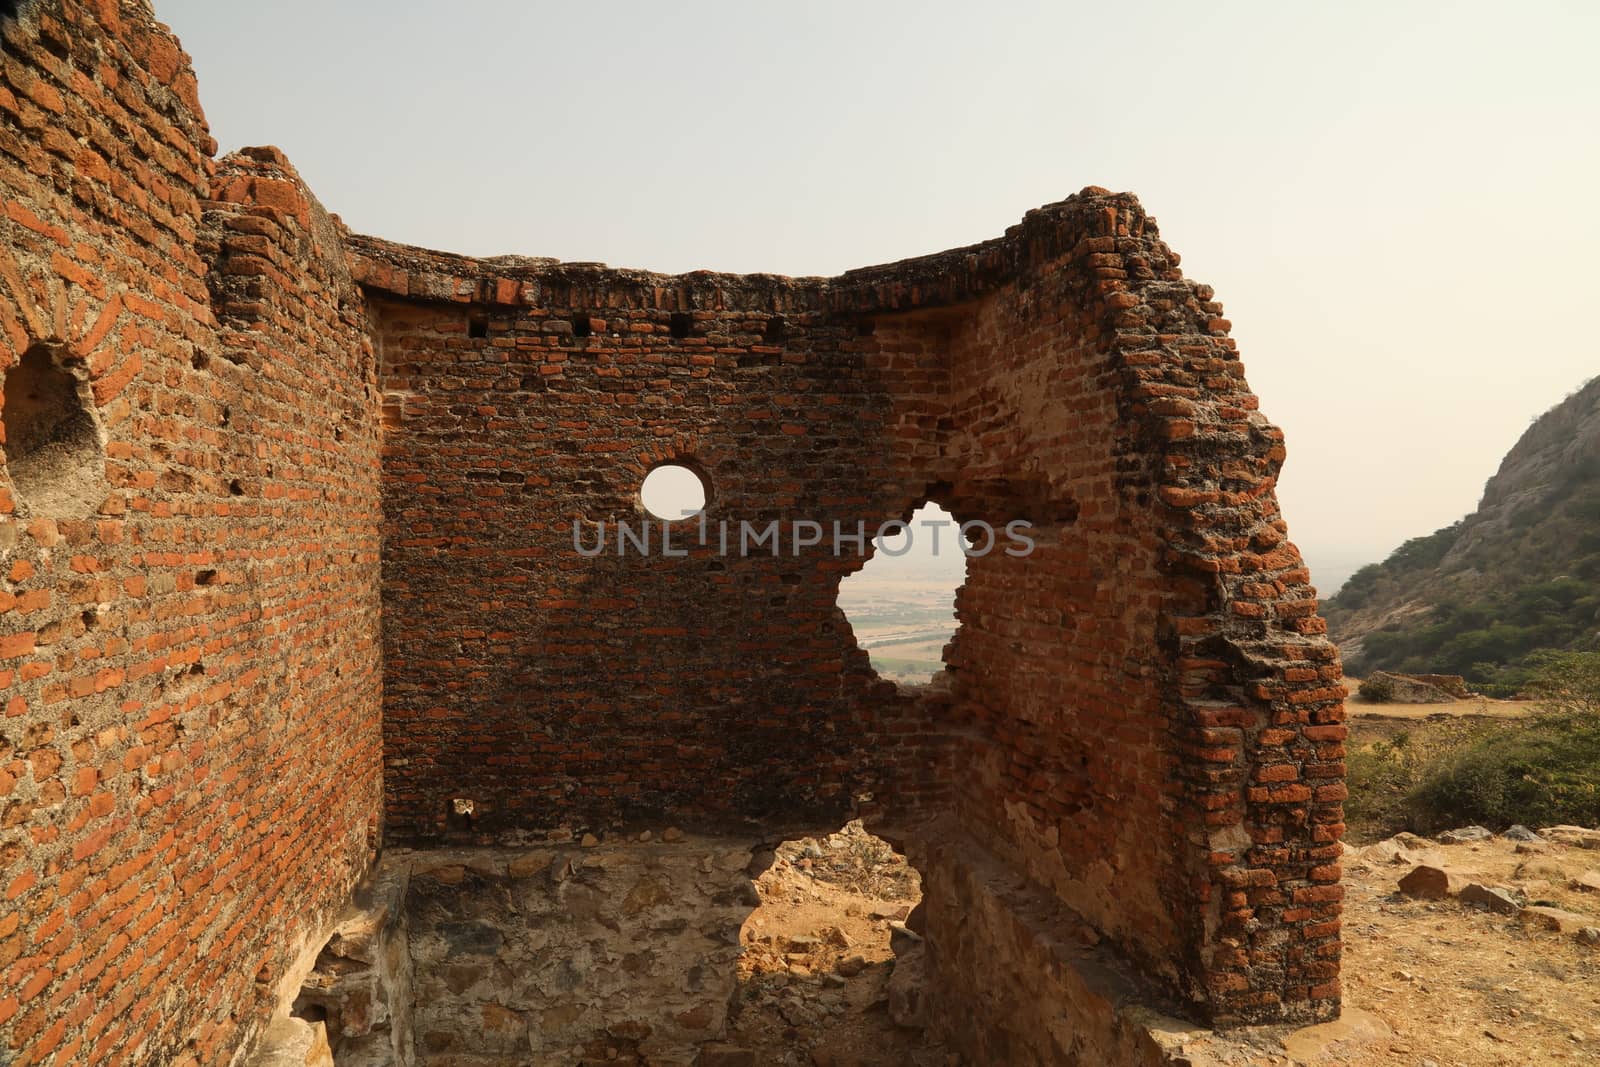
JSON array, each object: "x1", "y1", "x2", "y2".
[
  {"x1": 267, "y1": 839, "x2": 763, "y2": 1067},
  {"x1": 242, "y1": 833, "x2": 1360, "y2": 1067}
]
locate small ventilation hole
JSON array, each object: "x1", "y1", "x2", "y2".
[
  {"x1": 196, "y1": 569, "x2": 218, "y2": 586},
  {"x1": 571, "y1": 314, "x2": 593, "y2": 338},
  {"x1": 228, "y1": 479, "x2": 245, "y2": 496},
  {"x1": 856, "y1": 318, "x2": 877, "y2": 337},
  {"x1": 467, "y1": 313, "x2": 489, "y2": 339},
  {"x1": 669, "y1": 312, "x2": 692, "y2": 339}
]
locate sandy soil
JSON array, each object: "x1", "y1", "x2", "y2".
[
  {"x1": 724, "y1": 823, "x2": 1600, "y2": 1067},
  {"x1": 725, "y1": 823, "x2": 950, "y2": 1066},
  {"x1": 1335, "y1": 830, "x2": 1600, "y2": 1066}
]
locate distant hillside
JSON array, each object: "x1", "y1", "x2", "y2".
[{"x1": 1325, "y1": 375, "x2": 1600, "y2": 694}]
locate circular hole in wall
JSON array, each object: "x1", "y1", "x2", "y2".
[{"x1": 640, "y1": 463, "x2": 707, "y2": 521}]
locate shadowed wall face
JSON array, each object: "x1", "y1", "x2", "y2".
[{"x1": 369, "y1": 277, "x2": 953, "y2": 843}]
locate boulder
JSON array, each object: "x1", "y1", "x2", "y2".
[
  {"x1": 888, "y1": 921, "x2": 923, "y2": 956},
  {"x1": 1438, "y1": 825, "x2": 1493, "y2": 844},
  {"x1": 1360, "y1": 833, "x2": 1437, "y2": 867},
  {"x1": 836, "y1": 955, "x2": 867, "y2": 977},
  {"x1": 1503, "y1": 824, "x2": 1543, "y2": 842},
  {"x1": 1398, "y1": 863, "x2": 1463, "y2": 899},
  {"x1": 1363, "y1": 671, "x2": 1462, "y2": 704},
  {"x1": 1573, "y1": 870, "x2": 1600, "y2": 892},
  {"x1": 1541, "y1": 826, "x2": 1600, "y2": 849},
  {"x1": 1521, "y1": 906, "x2": 1591, "y2": 934}
]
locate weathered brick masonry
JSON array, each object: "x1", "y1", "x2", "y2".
[
  {"x1": 0, "y1": 1, "x2": 1345, "y2": 1063},
  {"x1": 0, "y1": 3, "x2": 381, "y2": 1064}
]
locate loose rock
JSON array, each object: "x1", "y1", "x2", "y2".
[
  {"x1": 837, "y1": 955, "x2": 867, "y2": 977},
  {"x1": 1458, "y1": 883, "x2": 1521, "y2": 915},
  {"x1": 1438, "y1": 826, "x2": 1494, "y2": 844},
  {"x1": 1521, "y1": 906, "x2": 1591, "y2": 934},
  {"x1": 1398, "y1": 863, "x2": 1462, "y2": 899}
]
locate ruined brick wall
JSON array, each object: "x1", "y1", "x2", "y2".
[
  {"x1": 1, "y1": 1, "x2": 1342, "y2": 1060},
  {"x1": 363, "y1": 193, "x2": 1344, "y2": 1039},
  {"x1": 359, "y1": 245, "x2": 957, "y2": 844},
  {"x1": 917, "y1": 196, "x2": 1345, "y2": 1035},
  {"x1": 0, "y1": 3, "x2": 383, "y2": 1064}
]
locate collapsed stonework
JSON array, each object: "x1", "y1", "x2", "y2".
[{"x1": 0, "y1": 2, "x2": 1347, "y2": 1064}]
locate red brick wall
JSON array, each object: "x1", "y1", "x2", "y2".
[
  {"x1": 929, "y1": 195, "x2": 1344, "y2": 1026},
  {"x1": 0, "y1": 4, "x2": 382, "y2": 1064},
  {"x1": 361, "y1": 192, "x2": 1344, "y2": 1029},
  {"x1": 0, "y1": 1, "x2": 1341, "y2": 1055},
  {"x1": 359, "y1": 243, "x2": 956, "y2": 843}
]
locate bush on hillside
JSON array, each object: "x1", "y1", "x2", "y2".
[
  {"x1": 1399, "y1": 650, "x2": 1600, "y2": 833},
  {"x1": 1357, "y1": 674, "x2": 1395, "y2": 703},
  {"x1": 1404, "y1": 710, "x2": 1600, "y2": 832},
  {"x1": 1523, "y1": 648, "x2": 1600, "y2": 717}
]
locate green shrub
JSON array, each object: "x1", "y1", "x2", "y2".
[
  {"x1": 1404, "y1": 710, "x2": 1600, "y2": 832},
  {"x1": 1357, "y1": 675, "x2": 1394, "y2": 703},
  {"x1": 1523, "y1": 648, "x2": 1600, "y2": 717},
  {"x1": 1345, "y1": 742, "x2": 1415, "y2": 839}
]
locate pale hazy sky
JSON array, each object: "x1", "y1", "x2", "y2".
[{"x1": 158, "y1": 0, "x2": 1600, "y2": 594}]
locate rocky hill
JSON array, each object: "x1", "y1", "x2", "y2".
[{"x1": 1326, "y1": 375, "x2": 1600, "y2": 692}]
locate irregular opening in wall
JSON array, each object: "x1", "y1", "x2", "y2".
[
  {"x1": 0, "y1": 343, "x2": 106, "y2": 518},
  {"x1": 730, "y1": 822, "x2": 939, "y2": 1062},
  {"x1": 837, "y1": 503, "x2": 965, "y2": 684}
]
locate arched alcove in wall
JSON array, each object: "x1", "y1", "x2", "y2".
[{"x1": 0, "y1": 342, "x2": 105, "y2": 517}]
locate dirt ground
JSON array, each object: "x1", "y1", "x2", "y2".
[
  {"x1": 1334, "y1": 829, "x2": 1600, "y2": 1066},
  {"x1": 1346, "y1": 690, "x2": 1534, "y2": 748},
  {"x1": 725, "y1": 822, "x2": 950, "y2": 1066},
  {"x1": 726, "y1": 822, "x2": 1600, "y2": 1067}
]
